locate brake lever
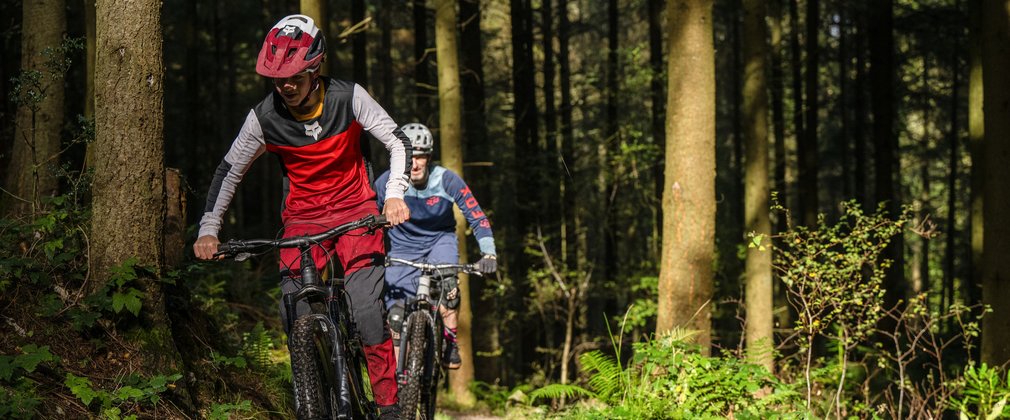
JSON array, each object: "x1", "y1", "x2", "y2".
[{"x1": 235, "y1": 252, "x2": 253, "y2": 262}]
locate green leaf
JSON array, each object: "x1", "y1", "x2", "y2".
[
  {"x1": 65, "y1": 373, "x2": 99, "y2": 406},
  {"x1": 15, "y1": 345, "x2": 57, "y2": 373},
  {"x1": 112, "y1": 288, "x2": 143, "y2": 316}
]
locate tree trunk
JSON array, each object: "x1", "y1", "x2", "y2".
[
  {"x1": 869, "y1": 0, "x2": 903, "y2": 313},
  {"x1": 378, "y1": 0, "x2": 393, "y2": 106},
  {"x1": 85, "y1": 0, "x2": 97, "y2": 169},
  {"x1": 770, "y1": 0, "x2": 785, "y2": 233},
  {"x1": 543, "y1": 0, "x2": 559, "y2": 258},
  {"x1": 510, "y1": 0, "x2": 539, "y2": 372},
  {"x1": 351, "y1": 0, "x2": 367, "y2": 84},
  {"x1": 300, "y1": 0, "x2": 328, "y2": 74},
  {"x1": 414, "y1": 0, "x2": 432, "y2": 122},
  {"x1": 650, "y1": 0, "x2": 666, "y2": 261},
  {"x1": 559, "y1": 0, "x2": 576, "y2": 272},
  {"x1": 980, "y1": 0, "x2": 1010, "y2": 366},
  {"x1": 967, "y1": 0, "x2": 983, "y2": 310},
  {"x1": 459, "y1": 0, "x2": 497, "y2": 383},
  {"x1": 799, "y1": 0, "x2": 819, "y2": 227},
  {"x1": 743, "y1": 0, "x2": 773, "y2": 373},
  {"x1": 944, "y1": 39, "x2": 960, "y2": 314},
  {"x1": 854, "y1": 7, "x2": 867, "y2": 210},
  {"x1": 788, "y1": 0, "x2": 803, "y2": 218},
  {"x1": 94, "y1": 0, "x2": 185, "y2": 383},
  {"x1": 656, "y1": 0, "x2": 715, "y2": 353},
  {"x1": 434, "y1": 0, "x2": 475, "y2": 405},
  {"x1": 604, "y1": 0, "x2": 620, "y2": 284},
  {"x1": 5, "y1": 0, "x2": 67, "y2": 215}
]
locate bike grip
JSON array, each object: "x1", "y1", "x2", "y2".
[
  {"x1": 213, "y1": 241, "x2": 235, "y2": 258},
  {"x1": 373, "y1": 214, "x2": 389, "y2": 226}
]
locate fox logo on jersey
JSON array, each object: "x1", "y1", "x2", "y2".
[{"x1": 304, "y1": 121, "x2": 322, "y2": 140}]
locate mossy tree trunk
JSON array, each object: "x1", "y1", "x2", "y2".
[{"x1": 656, "y1": 0, "x2": 715, "y2": 352}]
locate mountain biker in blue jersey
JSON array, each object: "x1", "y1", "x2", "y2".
[{"x1": 374, "y1": 123, "x2": 497, "y2": 369}]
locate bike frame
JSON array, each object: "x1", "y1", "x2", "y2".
[{"x1": 218, "y1": 215, "x2": 386, "y2": 419}]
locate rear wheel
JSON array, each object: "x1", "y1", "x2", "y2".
[
  {"x1": 290, "y1": 316, "x2": 338, "y2": 419},
  {"x1": 399, "y1": 312, "x2": 430, "y2": 419}
]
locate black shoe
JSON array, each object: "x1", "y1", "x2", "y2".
[
  {"x1": 443, "y1": 342, "x2": 461, "y2": 369},
  {"x1": 378, "y1": 403, "x2": 400, "y2": 420}
]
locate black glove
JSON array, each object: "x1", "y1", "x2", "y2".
[{"x1": 476, "y1": 254, "x2": 497, "y2": 274}]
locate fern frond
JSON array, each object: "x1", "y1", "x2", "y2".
[
  {"x1": 529, "y1": 383, "x2": 597, "y2": 403},
  {"x1": 580, "y1": 350, "x2": 624, "y2": 402}
]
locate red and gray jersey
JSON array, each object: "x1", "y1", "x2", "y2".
[{"x1": 198, "y1": 77, "x2": 410, "y2": 238}]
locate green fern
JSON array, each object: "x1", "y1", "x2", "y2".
[
  {"x1": 579, "y1": 350, "x2": 625, "y2": 403},
  {"x1": 529, "y1": 383, "x2": 597, "y2": 403},
  {"x1": 241, "y1": 322, "x2": 273, "y2": 369}
]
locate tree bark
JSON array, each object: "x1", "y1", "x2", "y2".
[
  {"x1": 510, "y1": 0, "x2": 539, "y2": 370},
  {"x1": 980, "y1": 0, "x2": 1010, "y2": 366},
  {"x1": 967, "y1": 0, "x2": 983, "y2": 309},
  {"x1": 379, "y1": 0, "x2": 393, "y2": 106},
  {"x1": 459, "y1": 0, "x2": 497, "y2": 383},
  {"x1": 300, "y1": 0, "x2": 328, "y2": 74},
  {"x1": 788, "y1": 0, "x2": 803, "y2": 218},
  {"x1": 799, "y1": 0, "x2": 819, "y2": 227},
  {"x1": 414, "y1": 0, "x2": 432, "y2": 122},
  {"x1": 559, "y1": 0, "x2": 576, "y2": 271},
  {"x1": 944, "y1": 36, "x2": 960, "y2": 314},
  {"x1": 869, "y1": 0, "x2": 903, "y2": 312},
  {"x1": 743, "y1": 0, "x2": 773, "y2": 372},
  {"x1": 94, "y1": 0, "x2": 184, "y2": 383},
  {"x1": 5, "y1": 0, "x2": 66, "y2": 215},
  {"x1": 657, "y1": 0, "x2": 715, "y2": 353},
  {"x1": 434, "y1": 0, "x2": 475, "y2": 405},
  {"x1": 351, "y1": 0, "x2": 367, "y2": 84},
  {"x1": 650, "y1": 0, "x2": 666, "y2": 260}
]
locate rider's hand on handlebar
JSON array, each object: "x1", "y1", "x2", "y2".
[
  {"x1": 194, "y1": 235, "x2": 221, "y2": 260},
  {"x1": 477, "y1": 254, "x2": 497, "y2": 274},
  {"x1": 383, "y1": 197, "x2": 410, "y2": 226}
]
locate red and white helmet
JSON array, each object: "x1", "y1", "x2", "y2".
[{"x1": 256, "y1": 15, "x2": 326, "y2": 78}]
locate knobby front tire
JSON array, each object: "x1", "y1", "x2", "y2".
[
  {"x1": 400, "y1": 312, "x2": 431, "y2": 420},
  {"x1": 290, "y1": 316, "x2": 336, "y2": 420}
]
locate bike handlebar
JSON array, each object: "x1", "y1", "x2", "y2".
[
  {"x1": 386, "y1": 257, "x2": 483, "y2": 276},
  {"x1": 214, "y1": 214, "x2": 388, "y2": 260}
]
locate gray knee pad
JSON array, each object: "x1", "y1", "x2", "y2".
[
  {"x1": 387, "y1": 302, "x2": 405, "y2": 345},
  {"x1": 442, "y1": 275, "x2": 460, "y2": 309}
]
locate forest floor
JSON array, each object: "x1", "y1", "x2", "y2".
[{"x1": 439, "y1": 410, "x2": 506, "y2": 420}]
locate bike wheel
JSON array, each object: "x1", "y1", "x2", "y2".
[
  {"x1": 290, "y1": 316, "x2": 337, "y2": 420},
  {"x1": 421, "y1": 317, "x2": 443, "y2": 420},
  {"x1": 400, "y1": 312, "x2": 430, "y2": 419}
]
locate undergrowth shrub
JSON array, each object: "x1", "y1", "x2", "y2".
[{"x1": 533, "y1": 329, "x2": 805, "y2": 419}]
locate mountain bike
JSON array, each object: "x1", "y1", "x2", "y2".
[
  {"x1": 215, "y1": 214, "x2": 388, "y2": 420},
  {"x1": 386, "y1": 257, "x2": 482, "y2": 420}
]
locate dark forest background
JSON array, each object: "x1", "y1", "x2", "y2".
[{"x1": 2, "y1": 0, "x2": 1010, "y2": 418}]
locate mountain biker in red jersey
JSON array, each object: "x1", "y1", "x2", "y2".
[{"x1": 192, "y1": 14, "x2": 409, "y2": 418}]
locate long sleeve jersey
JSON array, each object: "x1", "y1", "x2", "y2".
[
  {"x1": 375, "y1": 166, "x2": 496, "y2": 256},
  {"x1": 198, "y1": 78, "x2": 411, "y2": 238}
]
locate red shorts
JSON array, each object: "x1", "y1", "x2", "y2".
[{"x1": 278, "y1": 200, "x2": 385, "y2": 276}]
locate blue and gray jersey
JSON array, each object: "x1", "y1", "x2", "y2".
[{"x1": 375, "y1": 166, "x2": 496, "y2": 256}]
